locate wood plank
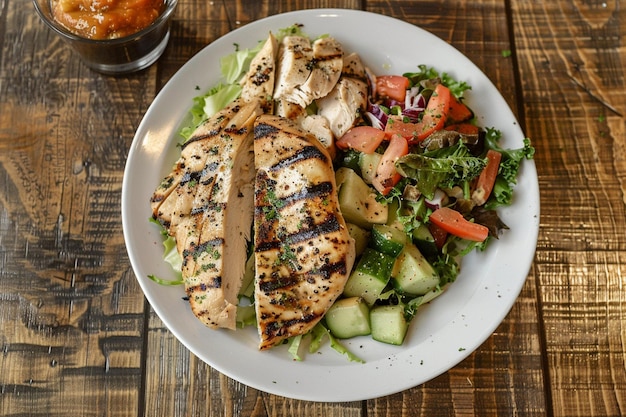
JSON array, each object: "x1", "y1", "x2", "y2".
[
  {"x1": 0, "y1": 1, "x2": 157, "y2": 417},
  {"x1": 511, "y1": 0, "x2": 626, "y2": 416},
  {"x1": 10, "y1": 0, "x2": 625, "y2": 415}
]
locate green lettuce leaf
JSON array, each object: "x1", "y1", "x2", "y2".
[
  {"x1": 396, "y1": 142, "x2": 486, "y2": 199},
  {"x1": 483, "y1": 128, "x2": 535, "y2": 209}
]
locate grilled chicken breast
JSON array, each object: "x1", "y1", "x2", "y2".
[
  {"x1": 273, "y1": 36, "x2": 343, "y2": 108},
  {"x1": 316, "y1": 52, "x2": 369, "y2": 139},
  {"x1": 300, "y1": 114, "x2": 336, "y2": 159},
  {"x1": 150, "y1": 35, "x2": 364, "y2": 348},
  {"x1": 273, "y1": 37, "x2": 344, "y2": 157},
  {"x1": 240, "y1": 33, "x2": 278, "y2": 113},
  {"x1": 253, "y1": 114, "x2": 356, "y2": 350},
  {"x1": 151, "y1": 97, "x2": 263, "y2": 330}
]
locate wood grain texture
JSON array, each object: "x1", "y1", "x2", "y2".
[
  {"x1": 2, "y1": 0, "x2": 625, "y2": 415},
  {"x1": 0, "y1": 2, "x2": 155, "y2": 417},
  {"x1": 511, "y1": 0, "x2": 626, "y2": 416}
]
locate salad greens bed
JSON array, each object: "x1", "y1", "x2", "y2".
[{"x1": 149, "y1": 26, "x2": 534, "y2": 362}]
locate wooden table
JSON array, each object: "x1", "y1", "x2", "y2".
[{"x1": 2, "y1": 0, "x2": 625, "y2": 415}]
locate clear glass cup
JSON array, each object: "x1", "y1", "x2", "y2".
[{"x1": 33, "y1": 0, "x2": 178, "y2": 75}]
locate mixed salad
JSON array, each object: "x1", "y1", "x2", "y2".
[{"x1": 149, "y1": 26, "x2": 534, "y2": 362}]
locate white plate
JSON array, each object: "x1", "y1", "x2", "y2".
[{"x1": 122, "y1": 9, "x2": 539, "y2": 402}]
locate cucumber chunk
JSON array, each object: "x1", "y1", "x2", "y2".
[
  {"x1": 370, "y1": 305, "x2": 408, "y2": 345},
  {"x1": 336, "y1": 167, "x2": 388, "y2": 229},
  {"x1": 392, "y1": 243, "x2": 440, "y2": 296},
  {"x1": 325, "y1": 297, "x2": 371, "y2": 339},
  {"x1": 343, "y1": 248, "x2": 394, "y2": 305},
  {"x1": 412, "y1": 223, "x2": 439, "y2": 259},
  {"x1": 359, "y1": 152, "x2": 382, "y2": 185},
  {"x1": 371, "y1": 224, "x2": 408, "y2": 257},
  {"x1": 347, "y1": 223, "x2": 370, "y2": 257}
]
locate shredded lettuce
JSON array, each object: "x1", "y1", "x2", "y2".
[
  {"x1": 283, "y1": 323, "x2": 365, "y2": 362},
  {"x1": 220, "y1": 41, "x2": 264, "y2": 84},
  {"x1": 309, "y1": 323, "x2": 364, "y2": 363},
  {"x1": 147, "y1": 274, "x2": 184, "y2": 286},
  {"x1": 235, "y1": 304, "x2": 256, "y2": 329},
  {"x1": 288, "y1": 335, "x2": 304, "y2": 361},
  {"x1": 148, "y1": 218, "x2": 183, "y2": 283},
  {"x1": 202, "y1": 84, "x2": 242, "y2": 119}
]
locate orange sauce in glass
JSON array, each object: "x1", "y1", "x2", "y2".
[{"x1": 51, "y1": 0, "x2": 165, "y2": 40}]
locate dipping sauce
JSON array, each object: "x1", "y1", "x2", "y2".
[{"x1": 51, "y1": 0, "x2": 165, "y2": 40}]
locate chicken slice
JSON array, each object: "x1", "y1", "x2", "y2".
[
  {"x1": 273, "y1": 36, "x2": 313, "y2": 105},
  {"x1": 316, "y1": 52, "x2": 369, "y2": 139},
  {"x1": 253, "y1": 114, "x2": 356, "y2": 350},
  {"x1": 300, "y1": 114, "x2": 336, "y2": 159},
  {"x1": 274, "y1": 36, "x2": 343, "y2": 109},
  {"x1": 240, "y1": 32, "x2": 278, "y2": 113},
  {"x1": 288, "y1": 37, "x2": 343, "y2": 107},
  {"x1": 151, "y1": 97, "x2": 263, "y2": 330}
]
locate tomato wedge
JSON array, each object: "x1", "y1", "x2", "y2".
[
  {"x1": 447, "y1": 96, "x2": 473, "y2": 124},
  {"x1": 428, "y1": 222, "x2": 448, "y2": 250},
  {"x1": 471, "y1": 149, "x2": 502, "y2": 206},
  {"x1": 429, "y1": 207, "x2": 489, "y2": 242},
  {"x1": 413, "y1": 83, "x2": 452, "y2": 142},
  {"x1": 336, "y1": 126, "x2": 386, "y2": 154},
  {"x1": 384, "y1": 115, "x2": 419, "y2": 140},
  {"x1": 445, "y1": 123, "x2": 480, "y2": 135},
  {"x1": 372, "y1": 134, "x2": 409, "y2": 195},
  {"x1": 376, "y1": 75, "x2": 410, "y2": 102}
]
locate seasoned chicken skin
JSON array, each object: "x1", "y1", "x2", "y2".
[
  {"x1": 253, "y1": 114, "x2": 356, "y2": 350},
  {"x1": 151, "y1": 97, "x2": 262, "y2": 330}
]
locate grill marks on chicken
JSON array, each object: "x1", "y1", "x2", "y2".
[
  {"x1": 253, "y1": 115, "x2": 355, "y2": 350},
  {"x1": 151, "y1": 97, "x2": 263, "y2": 330},
  {"x1": 240, "y1": 32, "x2": 278, "y2": 113},
  {"x1": 150, "y1": 33, "x2": 366, "y2": 347}
]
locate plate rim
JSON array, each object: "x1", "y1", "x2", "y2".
[{"x1": 122, "y1": 8, "x2": 540, "y2": 402}]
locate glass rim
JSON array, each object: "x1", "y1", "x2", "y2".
[{"x1": 33, "y1": 0, "x2": 179, "y2": 45}]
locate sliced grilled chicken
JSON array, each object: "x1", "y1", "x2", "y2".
[
  {"x1": 253, "y1": 114, "x2": 356, "y2": 350},
  {"x1": 151, "y1": 97, "x2": 262, "y2": 330},
  {"x1": 300, "y1": 114, "x2": 336, "y2": 159},
  {"x1": 273, "y1": 36, "x2": 312, "y2": 105},
  {"x1": 275, "y1": 97, "x2": 336, "y2": 158},
  {"x1": 240, "y1": 33, "x2": 278, "y2": 113},
  {"x1": 150, "y1": 100, "x2": 248, "y2": 227},
  {"x1": 289, "y1": 37, "x2": 343, "y2": 107},
  {"x1": 316, "y1": 52, "x2": 369, "y2": 139},
  {"x1": 274, "y1": 36, "x2": 343, "y2": 108}
]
